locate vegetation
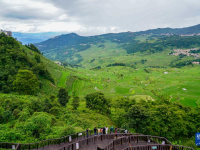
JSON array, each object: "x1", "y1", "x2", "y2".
[
  {"x1": 85, "y1": 92, "x2": 111, "y2": 115},
  {"x1": 57, "y1": 88, "x2": 70, "y2": 106},
  {"x1": 2, "y1": 27, "x2": 200, "y2": 150}
]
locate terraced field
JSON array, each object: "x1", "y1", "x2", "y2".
[{"x1": 58, "y1": 65, "x2": 200, "y2": 107}]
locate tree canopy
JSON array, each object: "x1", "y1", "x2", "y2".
[{"x1": 13, "y1": 70, "x2": 39, "y2": 95}]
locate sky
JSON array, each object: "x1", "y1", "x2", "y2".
[{"x1": 1, "y1": 0, "x2": 200, "y2": 36}]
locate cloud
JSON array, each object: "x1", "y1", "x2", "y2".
[{"x1": 1, "y1": 0, "x2": 200, "y2": 35}]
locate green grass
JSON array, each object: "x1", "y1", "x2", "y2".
[
  {"x1": 56, "y1": 65, "x2": 200, "y2": 107},
  {"x1": 58, "y1": 71, "x2": 70, "y2": 87}
]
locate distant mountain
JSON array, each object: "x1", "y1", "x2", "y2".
[
  {"x1": 12, "y1": 32, "x2": 68, "y2": 44},
  {"x1": 34, "y1": 24, "x2": 200, "y2": 67},
  {"x1": 137, "y1": 24, "x2": 200, "y2": 35}
]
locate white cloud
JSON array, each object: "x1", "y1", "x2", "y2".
[{"x1": 0, "y1": 0, "x2": 200, "y2": 35}]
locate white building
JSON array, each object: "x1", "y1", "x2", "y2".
[{"x1": 0, "y1": 29, "x2": 12, "y2": 37}]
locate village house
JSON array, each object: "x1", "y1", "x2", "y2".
[
  {"x1": 54, "y1": 61, "x2": 62, "y2": 65},
  {"x1": 0, "y1": 29, "x2": 12, "y2": 37},
  {"x1": 170, "y1": 48, "x2": 200, "y2": 57},
  {"x1": 192, "y1": 62, "x2": 200, "y2": 65}
]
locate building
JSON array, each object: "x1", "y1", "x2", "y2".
[
  {"x1": 192, "y1": 62, "x2": 200, "y2": 65},
  {"x1": 54, "y1": 61, "x2": 62, "y2": 65},
  {"x1": 0, "y1": 29, "x2": 12, "y2": 37}
]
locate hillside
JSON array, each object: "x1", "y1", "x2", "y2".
[
  {"x1": 34, "y1": 24, "x2": 200, "y2": 69},
  {"x1": 0, "y1": 33, "x2": 113, "y2": 143}
]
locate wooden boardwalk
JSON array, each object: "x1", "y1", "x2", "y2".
[
  {"x1": 33, "y1": 134, "x2": 158, "y2": 150},
  {"x1": 0, "y1": 133, "x2": 194, "y2": 150}
]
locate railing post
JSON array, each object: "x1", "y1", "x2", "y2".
[
  {"x1": 129, "y1": 136, "x2": 130, "y2": 143},
  {"x1": 29, "y1": 144, "x2": 30, "y2": 150},
  {"x1": 101, "y1": 135, "x2": 102, "y2": 141},
  {"x1": 72, "y1": 143, "x2": 73, "y2": 150},
  {"x1": 121, "y1": 138, "x2": 122, "y2": 145},
  {"x1": 137, "y1": 136, "x2": 138, "y2": 143},
  {"x1": 77, "y1": 133, "x2": 78, "y2": 139},
  {"x1": 87, "y1": 138, "x2": 88, "y2": 145},
  {"x1": 37, "y1": 143, "x2": 38, "y2": 149}
]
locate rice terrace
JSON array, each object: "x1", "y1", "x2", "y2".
[{"x1": 58, "y1": 63, "x2": 200, "y2": 107}]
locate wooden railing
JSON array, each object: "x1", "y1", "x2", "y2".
[
  {"x1": 121, "y1": 144, "x2": 194, "y2": 150},
  {"x1": 0, "y1": 142, "x2": 19, "y2": 150},
  {"x1": 57, "y1": 133, "x2": 141, "y2": 150},
  {"x1": 0, "y1": 128, "x2": 126, "y2": 150},
  {"x1": 97, "y1": 135, "x2": 173, "y2": 150}
]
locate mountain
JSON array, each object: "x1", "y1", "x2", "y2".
[
  {"x1": 12, "y1": 32, "x2": 68, "y2": 44},
  {"x1": 137, "y1": 24, "x2": 200, "y2": 35},
  {"x1": 34, "y1": 24, "x2": 200, "y2": 69}
]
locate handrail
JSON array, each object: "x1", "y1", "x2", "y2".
[
  {"x1": 15, "y1": 144, "x2": 20, "y2": 150},
  {"x1": 121, "y1": 144, "x2": 194, "y2": 150},
  {"x1": 0, "y1": 128, "x2": 126, "y2": 150},
  {"x1": 56, "y1": 133, "x2": 142, "y2": 150},
  {"x1": 97, "y1": 135, "x2": 173, "y2": 150}
]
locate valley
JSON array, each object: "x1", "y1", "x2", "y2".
[{"x1": 1, "y1": 25, "x2": 200, "y2": 149}]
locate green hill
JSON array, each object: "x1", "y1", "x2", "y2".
[
  {"x1": 34, "y1": 24, "x2": 200, "y2": 69},
  {"x1": 0, "y1": 33, "x2": 113, "y2": 143}
]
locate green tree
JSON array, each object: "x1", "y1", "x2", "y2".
[
  {"x1": 85, "y1": 92, "x2": 111, "y2": 114},
  {"x1": 34, "y1": 53, "x2": 41, "y2": 63},
  {"x1": 72, "y1": 96, "x2": 80, "y2": 110},
  {"x1": 125, "y1": 105, "x2": 150, "y2": 133},
  {"x1": 57, "y1": 88, "x2": 70, "y2": 106},
  {"x1": 13, "y1": 70, "x2": 39, "y2": 95}
]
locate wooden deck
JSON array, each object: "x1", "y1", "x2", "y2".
[{"x1": 33, "y1": 134, "x2": 157, "y2": 150}]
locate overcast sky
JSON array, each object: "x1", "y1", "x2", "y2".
[{"x1": 1, "y1": 0, "x2": 200, "y2": 36}]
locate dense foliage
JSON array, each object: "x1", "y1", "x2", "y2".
[
  {"x1": 85, "y1": 92, "x2": 111, "y2": 115},
  {"x1": 25, "y1": 43, "x2": 41, "y2": 54},
  {"x1": 57, "y1": 88, "x2": 70, "y2": 106},
  {"x1": 0, "y1": 33, "x2": 54, "y2": 94},
  {"x1": 110, "y1": 97, "x2": 200, "y2": 142},
  {"x1": 13, "y1": 70, "x2": 39, "y2": 95}
]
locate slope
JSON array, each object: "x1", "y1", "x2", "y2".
[{"x1": 0, "y1": 33, "x2": 113, "y2": 143}]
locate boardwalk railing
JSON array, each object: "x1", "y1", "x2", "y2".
[
  {"x1": 121, "y1": 144, "x2": 194, "y2": 150},
  {"x1": 0, "y1": 142, "x2": 19, "y2": 150},
  {"x1": 97, "y1": 135, "x2": 172, "y2": 150},
  {"x1": 57, "y1": 133, "x2": 141, "y2": 150},
  {"x1": 0, "y1": 128, "x2": 126, "y2": 150}
]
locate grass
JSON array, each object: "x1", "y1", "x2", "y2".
[
  {"x1": 57, "y1": 65, "x2": 200, "y2": 107},
  {"x1": 58, "y1": 71, "x2": 70, "y2": 87}
]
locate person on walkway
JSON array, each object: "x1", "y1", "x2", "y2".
[
  {"x1": 86, "y1": 128, "x2": 89, "y2": 138},
  {"x1": 100, "y1": 128, "x2": 103, "y2": 135},
  {"x1": 106, "y1": 127, "x2": 108, "y2": 134},
  {"x1": 94, "y1": 127, "x2": 97, "y2": 136},
  {"x1": 115, "y1": 127, "x2": 117, "y2": 139},
  {"x1": 98, "y1": 128, "x2": 100, "y2": 135},
  {"x1": 103, "y1": 127, "x2": 106, "y2": 134},
  {"x1": 125, "y1": 129, "x2": 128, "y2": 134},
  {"x1": 110, "y1": 126, "x2": 114, "y2": 134}
]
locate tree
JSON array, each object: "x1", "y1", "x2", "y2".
[
  {"x1": 72, "y1": 96, "x2": 80, "y2": 110},
  {"x1": 34, "y1": 53, "x2": 41, "y2": 63},
  {"x1": 125, "y1": 105, "x2": 150, "y2": 133},
  {"x1": 85, "y1": 92, "x2": 111, "y2": 114},
  {"x1": 57, "y1": 88, "x2": 70, "y2": 106},
  {"x1": 13, "y1": 70, "x2": 39, "y2": 95}
]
